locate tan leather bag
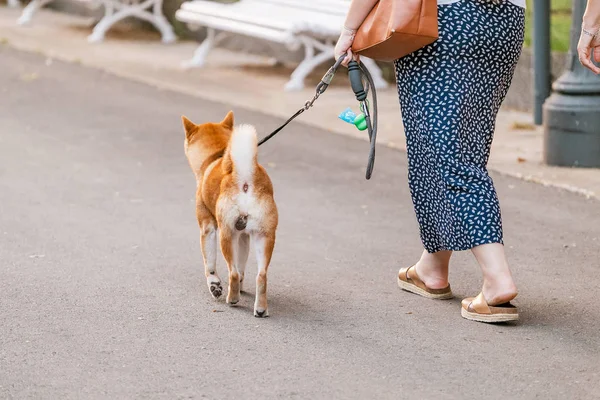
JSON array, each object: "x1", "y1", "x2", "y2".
[{"x1": 351, "y1": 0, "x2": 439, "y2": 62}]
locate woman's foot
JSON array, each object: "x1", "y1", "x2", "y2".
[
  {"x1": 471, "y1": 243, "x2": 518, "y2": 305},
  {"x1": 461, "y1": 292, "x2": 519, "y2": 323},
  {"x1": 482, "y1": 278, "x2": 518, "y2": 305},
  {"x1": 413, "y1": 249, "x2": 452, "y2": 290},
  {"x1": 397, "y1": 266, "x2": 454, "y2": 300},
  {"x1": 463, "y1": 243, "x2": 519, "y2": 323},
  {"x1": 397, "y1": 250, "x2": 454, "y2": 300}
]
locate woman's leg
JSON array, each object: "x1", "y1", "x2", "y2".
[
  {"x1": 471, "y1": 243, "x2": 517, "y2": 304},
  {"x1": 463, "y1": 1, "x2": 524, "y2": 312},
  {"x1": 394, "y1": 3, "x2": 460, "y2": 292}
]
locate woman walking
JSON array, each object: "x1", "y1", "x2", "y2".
[{"x1": 335, "y1": 0, "x2": 525, "y2": 323}]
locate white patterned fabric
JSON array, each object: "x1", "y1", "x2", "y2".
[
  {"x1": 394, "y1": 0, "x2": 525, "y2": 252},
  {"x1": 438, "y1": 0, "x2": 526, "y2": 7}
]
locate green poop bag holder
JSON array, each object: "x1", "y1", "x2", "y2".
[{"x1": 339, "y1": 107, "x2": 369, "y2": 131}]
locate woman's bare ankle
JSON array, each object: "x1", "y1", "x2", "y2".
[
  {"x1": 414, "y1": 250, "x2": 451, "y2": 289},
  {"x1": 416, "y1": 271, "x2": 449, "y2": 289}
]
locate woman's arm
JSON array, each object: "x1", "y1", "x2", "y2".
[
  {"x1": 343, "y1": 0, "x2": 379, "y2": 30},
  {"x1": 578, "y1": 0, "x2": 600, "y2": 74},
  {"x1": 334, "y1": 0, "x2": 379, "y2": 66},
  {"x1": 583, "y1": 0, "x2": 600, "y2": 32}
]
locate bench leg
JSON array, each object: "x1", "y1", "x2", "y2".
[
  {"x1": 87, "y1": 0, "x2": 176, "y2": 43},
  {"x1": 182, "y1": 28, "x2": 227, "y2": 69},
  {"x1": 150, "y1": 0, "x2": 177, "y2": 43},
  {"x1": 285, "y1": 37, "x2": 333, "y2": 91},
  {"x1": 360, "y1": 57, "x2": 389, "y2": 90},
  {"x1": 8, "y1": 0, "x2": 21, "y2": 9},
  {"x1": 17, "y1": 0, "x2": 55, "y2": 25}
]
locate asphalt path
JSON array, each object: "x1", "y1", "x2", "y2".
[{"x1": 1, "y1": 46, "x2": 600, "y2": 399}]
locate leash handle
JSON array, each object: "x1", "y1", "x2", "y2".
[
  {"x1": 348, "y1": 60, "x2": 377, "y2": 180},
  {"x1": 357, "y1": 60, "x2": 378, "y2": 180},
  {"x1": 348, "y1": 60, "x2": 367, "y2": 102}
]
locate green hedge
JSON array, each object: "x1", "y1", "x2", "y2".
[{"x1": 524, "y1": 0, "x2": 573, "y2": 53}]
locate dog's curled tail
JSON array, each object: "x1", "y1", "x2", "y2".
[{"x1": 222, "y1": 124, "x2": 258, "y2": 185}]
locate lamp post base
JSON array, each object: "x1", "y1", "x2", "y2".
[{"x1": 543, "y1": 92, "x2": 600, "y2": 167}]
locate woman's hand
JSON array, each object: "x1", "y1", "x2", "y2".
[
  {"x1": 579, "y1": 2, "x2": 600, "y2": 74},
  {"x1": 577, "y1": 26, "x2": 600, "y2": 74},
  {"x1": 334, "y1": 27, "x2": 359, "y2": 67},
  {"x1": 335, "y1": 0, "x2": 378, "y2": 66}
]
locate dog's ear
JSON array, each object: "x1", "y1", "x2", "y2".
[
  {"x1": 221, "y1": 111, "x2": 234, "y2": 130},
  {"x1": 182, "y1": 116, "x2": 196, "y2": 138}
]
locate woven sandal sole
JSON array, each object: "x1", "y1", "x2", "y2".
[
  {"x1": 461, "y1": 307, "x2": 519, "y2": 323},
  {"x1": 397, "y1": 276, "x2": 454, "y2": 300}
]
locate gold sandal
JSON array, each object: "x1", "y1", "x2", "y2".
[
  {"x1": 461, "y1": 293, "x2": 519, "y2": 323},
  {"x1": 397, "y1": 266, "x2": 454, "y2": 300}
]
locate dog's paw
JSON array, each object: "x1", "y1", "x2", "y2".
[
  {"x1": 254, "y1": 308, "x2": 269, "y2": 318},
  {"x1": 226, "y1": 297, "x2": 239, "y2": 306},
  {"x1": 209, "y1": 282, "x2": 223, "y2": 298},
  {"x1": 226, "y1": 288, "x2": 240, "y2": 305},
  {"x1": 226, "y1": 281, "x2": 241, "y2": 305}
]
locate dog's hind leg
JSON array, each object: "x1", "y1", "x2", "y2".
[
  {"x1": 236, "y1": 233, "x2": 250, "y2": 292},
  {"x1": 220, "y1": 228, "x2": 241, "y2": 305},
  {"x1": 197, "y1": 199, "x2": 222, "y2": 299},
  {"x1": 200, "y1": 221, "x2": 222, "y2": 299},
  {"x1": 197, "y1": 199, "x2": 223, "y2": 298},
  {"x1": 252, "y1": 233, "x2": 275, "y2": 318}
]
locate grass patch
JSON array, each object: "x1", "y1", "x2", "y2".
[{"x1": 524, "y1": 0, "x2": 573, "y2": 52}]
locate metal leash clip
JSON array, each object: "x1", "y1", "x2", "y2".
[
  {"x1": 304, "y1": 92, "x2": 321, "y2": 110},
  {"x1": 305, "y1": 55, "x2": 347, "y2": 110}
]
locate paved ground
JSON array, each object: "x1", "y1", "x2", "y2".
[{"x1": 2, "y1": 47, "x2": 600, "y2": 400}]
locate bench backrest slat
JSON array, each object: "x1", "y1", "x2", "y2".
[
  {"x1": 256, "y1": 0, "x2": 349, "y2": 15},
  {"x1": 181, "y1": 0, "x2": 347, "y2": 30}
]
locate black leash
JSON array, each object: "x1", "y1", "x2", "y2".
[{"x1": 257, "y1": 55, "x2": 379, "y2": 180}]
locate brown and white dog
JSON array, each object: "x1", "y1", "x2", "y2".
[{"x1": 182, "y1": 111, "x2": 278, "y2": 317}]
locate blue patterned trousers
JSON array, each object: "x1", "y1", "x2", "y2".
[{"x1": 394, "y1": 0, "x2": 525, "y2": 253}]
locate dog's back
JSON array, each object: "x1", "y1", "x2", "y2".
[{"x1": 183, "y1": 112, "x2": 277, "y2": 233}]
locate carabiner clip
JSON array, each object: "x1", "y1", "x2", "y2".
[{"x1": 316, "y1": 55, "x2": 348, "y2": 94}]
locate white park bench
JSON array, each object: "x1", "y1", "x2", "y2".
[
  {"x1": 14, "y1": 0, "x2": 176, "y2": 43},
  {"x1": 174, "y1": 0, "x2": 389, "y2": 91}
]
